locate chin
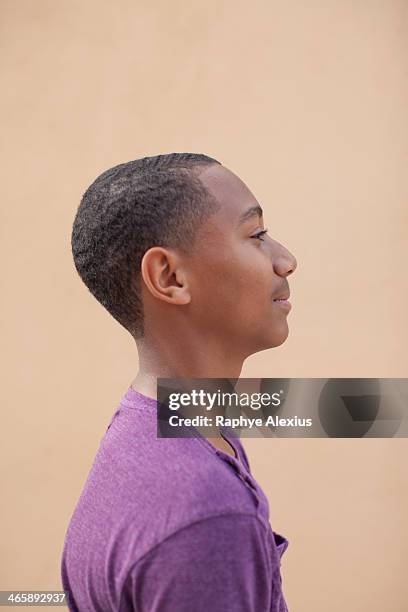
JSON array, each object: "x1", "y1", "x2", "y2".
[
  {"x1": 267, "y1": 331, "x2": 289, "y2": 349},
  {"x1": 271, "y1": 331, "x2": 289, "y2": 347},
  {"x1": 248, "y1": 325, "x2": 290, "y2": 356},
  {"x1": 266, "y1": 317, "x2": 289, "y2": 345}
]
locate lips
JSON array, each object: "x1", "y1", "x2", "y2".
[
  {"x1": 273, "y1": 292, "x2": 290, "y2": 301},
  {"x1": 273, "y1": 295, "x2": 292, "y2": 311}
]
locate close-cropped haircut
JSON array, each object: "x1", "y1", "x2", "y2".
[{"x1": 71, "y1": 152, "x2": 222, "y2": 339}]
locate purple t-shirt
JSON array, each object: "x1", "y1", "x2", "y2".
[{"x1": 61, "y1": 386, "x2": 289, "y2": 611}]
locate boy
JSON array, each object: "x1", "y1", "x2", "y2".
[{"x1": 61, "y1": 153, "x2": 297, "y2": 611}]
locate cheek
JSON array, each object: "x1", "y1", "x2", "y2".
[
  {"x1": 190, "y1": 244, "x2": 272, "y2": 314},
  {"x1": 227, "y1": 260, "x2": 273, "y2": 319}
]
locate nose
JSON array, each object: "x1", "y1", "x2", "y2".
[{"x1": 272, "y1": 242, "x2": 297, "y2": 277}]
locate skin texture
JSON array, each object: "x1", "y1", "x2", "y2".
[{"x1": 131, "y1": 163, "x2": 297, "y2": 456}]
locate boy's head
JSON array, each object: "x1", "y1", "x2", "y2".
[
  {"x1": 71, "y1": 153, "x2": 221, "y2": 339},
  {"x1": 72, "y1": 153, "x2": 297, "y2": 355}
]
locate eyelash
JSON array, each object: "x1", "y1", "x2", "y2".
[{"x1": 251, "y1": 228, "x2": 269, "y2": 242}]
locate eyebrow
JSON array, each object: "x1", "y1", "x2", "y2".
[{"x1": 237, "y1": 204, "x2": 263, "y2": 227}]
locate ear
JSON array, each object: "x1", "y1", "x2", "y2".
[{"x1": 140, "y1": 247, "x2": 191, "y2": 305}]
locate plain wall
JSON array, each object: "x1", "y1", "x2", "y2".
[{"x1": 1, "y1": 1, "x2": 407, "y2": 610}]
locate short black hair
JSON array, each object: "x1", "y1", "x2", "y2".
[{"x1": 71, "y1": 152, "x2": 222, "y2": 339}]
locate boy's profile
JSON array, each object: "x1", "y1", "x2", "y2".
[{"x1": 61, "y1": 153, "x2": 297, "y2": 611}]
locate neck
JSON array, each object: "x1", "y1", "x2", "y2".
[{"x1": 131, "y1": 327, "x2": 246, "y2": 399}]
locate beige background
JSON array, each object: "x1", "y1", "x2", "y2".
[{"x1": 1, "y1": 1, "x2": 407, "y2": 610}]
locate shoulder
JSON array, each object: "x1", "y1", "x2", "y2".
[
  {"x1": 101, "y1": 406, "x2": 258, "y2": 516},
  {"x1": 74, "y1": 406, "x2": 260, "y2": 551}
]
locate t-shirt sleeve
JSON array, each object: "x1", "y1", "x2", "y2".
[{"x1": 120, "y1": 513, "x2": 274, "y2": 612}]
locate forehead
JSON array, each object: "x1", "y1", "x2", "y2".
[{"x1": 197, "y1": 164, "x2": 261, "y2": 225}]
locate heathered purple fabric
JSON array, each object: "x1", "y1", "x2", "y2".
[{"x1": 61, "y1": 386, "x2": 289, "y2": 611}]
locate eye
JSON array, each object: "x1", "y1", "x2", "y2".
[{"x1": 250, "y1": 228, "x2": 269, "y2": 242}]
